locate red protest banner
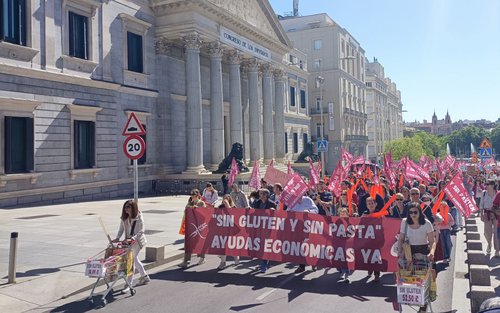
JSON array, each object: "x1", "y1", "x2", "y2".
[
  {"x1": 308, "y1": 159, "x2": 320, "y2": 188},
  {"x1": 185, "y1": 208, "x2": 401, "y2": 272},
  {"x1": 443, "y1": 174, "x2": 479, "y2": 219},
  {"x1": 281, "y1": 173, "x2": 309, "y2": 209}
]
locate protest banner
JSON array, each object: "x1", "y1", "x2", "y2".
[
  {"x1": 263, "y1": 164, "x2": 292, "y2": 187},
  {"x1": 185, "y1": 208, "x2": 401, "y2": 272},
  {"x1": 443, "y1": 173, "x2": 479, "y2": 219},
  {"x1": 281, "y1": 173, "x2": 309, "y2": 209}
]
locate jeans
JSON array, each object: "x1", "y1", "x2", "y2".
[
  {"x1": 439, "y1": 229, "x2": 453, "y2": 259},
  {"x1": 450, "y1": 207, "x2": 460, "y2": 229}
]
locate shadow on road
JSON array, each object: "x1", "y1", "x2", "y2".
[{"x1": 152, "y1": 260, "x2": 398, "y2": 303}]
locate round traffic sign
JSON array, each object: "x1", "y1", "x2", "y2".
[{"x1": 123, "y1": 135, "x2": 146, "y2": 160}]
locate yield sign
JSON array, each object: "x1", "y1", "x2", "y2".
[{"x1": 122, "y1": 112, "x2": 146, "y2": 136}]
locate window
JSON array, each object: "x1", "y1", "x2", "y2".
[
  {"x1": 68, "y1": 11, "x2": 88, "y2": 59},
  {"x1": 1, "y1": 0, "x2": 27, "y2": 45},
  {"x1": 316, "y1": 123, "x2": 321, "y2": 138},
  {"x1": 303, "y1": 133, "x2": 308, "y2": 147},
  {"x1": 313, "y1": 39, "x2": 322, "y2": 50},
  {"x1": 300, "y1": 90, "x2": 306, "y2": 109},
  {"x1": 284, "y1": 132, "x2": 288, "y2": 154},
  {"x1": 293, "y1": 133, "x2": 298, "y2": 153},
  {"x1": 127, "y1": 31, "x2": 143, "y2": 73},
  {"x1": 316, "y1": 97, "x2": 321, "y2": 111},
  {"x1": 74, "y1": 120, "x2": 95, "y2": 169},
  {"x1": 290, "y1": 86, "x2": 296, "y2": 106},
  {"x1": 4, "y1": 116, "x2": 33, "y2": 173}
]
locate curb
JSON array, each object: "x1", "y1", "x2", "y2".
[{"x1": 464, "y1": 217, "x2": 496, "y2": 313}]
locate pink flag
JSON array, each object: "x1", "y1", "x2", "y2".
[
  {"x1": 352, "y1": 155, "x2": 366, "y2": 165},
  {"x1": 404, "y1": 158, "x2": 431, "y2": 184},
  {"x1": 443, "y1": 173, "x2": 479, "y2": 219},
  {"x1": 309, "y1": 159, "x2": 320, "y2": 188},
  {"x1": 281, "y1": 173, "x2": 309, "y2": 209},
  {"x1": 317, "y1": 159, "x2": 323, "y2": 178},
  {"x1": 287, "y1": 160, "x2": 293, "y2": 174},
  {"x1": 248, "y1": 161, "x2": 261, "y2": 190},
  {"x1": 228, "y1": 157, "x2": 239, "y2": 186},
  {"x1": 384, "y1": 153, "x2": 396, "y2": 190},
  {"x1": 328, "y1": 160, "x2": 344, "y2": 197},
  {"x1": 341, "y1": 148, "x2": 354, "y2": 164}
]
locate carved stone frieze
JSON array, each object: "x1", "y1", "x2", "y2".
[
  {"x1": 273, "y1": 68, "x2": 286, "y2": 81},
  {"x1": 226, "y1": 50, "x2": 242, "y2": 65}
]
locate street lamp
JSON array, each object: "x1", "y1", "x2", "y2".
[{"x1": 315, "y1": 74, "x2": 325, "y2": 178}]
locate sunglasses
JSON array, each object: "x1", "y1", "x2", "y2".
[
  {"x1": 409, "y1": 211, "x2": 419, "y2": 215},
  {"x1": 396, "y1": 199, "x2": 404, "y2": 201},
  {"x1": 410, "y1": 193, "x2": 419, "y2": 195}
]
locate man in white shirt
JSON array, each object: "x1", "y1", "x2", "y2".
[{"x1": 289, "y1": 195, "x2": 318, "y2": 273}]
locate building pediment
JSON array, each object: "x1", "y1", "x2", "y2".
[{"x1": 150, "y1": 0, "x2": 291, "y2": 56}]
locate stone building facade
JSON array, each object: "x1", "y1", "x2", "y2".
[
  {"x1": 0, "y1": 0, "x2": 309, "y2": 207},
  {"x1": 279, "y1": 13, "x2": 368, "y2": 174},
  {"x1": 365, "y1": 58, "x2": 404, "y2": 163}
]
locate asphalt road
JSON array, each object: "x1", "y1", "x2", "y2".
[{"x1": 49, "y1": 236, "x2": 457, "y2": 313}]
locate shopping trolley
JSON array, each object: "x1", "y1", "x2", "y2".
[
  {"x1": 396, "y1": 259, "x2": 435, "y2": 312},
  {"x1": 85, "y1": 241, "x2": 135, "y2": 307}
]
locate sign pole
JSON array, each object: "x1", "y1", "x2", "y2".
[{"x1": 134, "y1": 159, "x2": 138, "y2": 203}]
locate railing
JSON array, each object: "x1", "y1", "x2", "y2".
[{"x1": 345, "y1": 135, "x2": 368, "y2": 141}]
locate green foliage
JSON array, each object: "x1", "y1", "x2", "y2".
[
  {"x1": 386, "y1": 131, "x2": 446, "y2": 161},
  {"x1": 490, "y1": 124, "x2": 500, "y2": 159},
  {"x1": 444, "y1": 125, "x2": 489, "y2": 156}
]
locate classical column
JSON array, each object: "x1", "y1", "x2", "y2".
[
  {"x1": 247, "y1": 58, "x2": 261, "y2": 162},
  {"x1": 183, "y1": 32, "x2": 207, "y2": 174},
  {"x1": 241, "y1": 64, "x2": 250, "y2": 162},
  {"x1": 261, "y1": 64, "x2": 274, "y2": 163},
  {"x1": 208, "y1": 42, "x2": 225, "y2": 170},
  {"x1": 274, "y1": 69, "x2": 286, "y2": 162},
  {"x1": 228, "y1": 51, "x2": 243, "y2": 146}
]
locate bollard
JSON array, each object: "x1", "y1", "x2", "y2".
[{"x1": 8, "y1": 232, "x2": 18, "y2": 284}]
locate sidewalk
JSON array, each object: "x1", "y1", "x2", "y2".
[
  {"x1": 0, "y1": 196, "x2": 188, "y2": 313},
  {"x1": 473, "y1": 215, "x2": 500, "y2": 295}
]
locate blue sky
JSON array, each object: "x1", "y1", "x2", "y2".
[{"x1": 269, "y1": 0, "x2": 500, "y2": 123}]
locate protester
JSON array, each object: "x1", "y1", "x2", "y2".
[
  {"x1": 436, "y1": 202, "x2": 455, "y2": 263},
  {"x1": 202, "y1": 183, "x2": 219, "y2": 206},
  {"x1": 251, "y1": 188, "x2": 276, "y2": 273},
  {"x1": 217, "y1": 195, "x2": 240, "y2": 269},
  {"x1": 289, "y1": 195, "x2": 318, "y2": 273},
  {"x1": 398, "y1": 201, "x2": 436, "y2": 312},
  {"x1": 271, "y1": 183, "x2": 286, "y2": 210},
  {"x1": 389, "y1": 193, "x2": 407, "y2": 219},
  {"x1": 358, "y1": 180, "x2": 385, "y2": 215},
  {"x1": 221, "y1": 174, "x2": 229, "y2": 195},
  {"x1": 313, "y1": 180, "x2": 333, "y2": 216},
  {"x1": 363, "y1": 197, "x2": 381, "y2": 282},
  {"x1": 479, "y1": 180, "x2": 499, "y2": 256},
  {"x1": 179, "y1": 189, "x2": 206, "y2": 268},
  {"x1": 230, "y1": 183, "x2": 250, "y2": 208},
  {"x1": 113, "y1": 200, "x2": 150, "y2": 290},
  {"x1": 337, "y1": 207, "x2": 351, "y2": 281}
]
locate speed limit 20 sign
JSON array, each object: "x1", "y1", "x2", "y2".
[{"x1": 123, "y1": 135, "x2": 146, "y2": 160}]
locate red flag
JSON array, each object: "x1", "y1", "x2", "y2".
[
  {"x1": 328, "y1": 160, "x2": 343, "y2": 197},
  {"x1": 281, "y1": 173, "x2": 309, "y2": 209},
  {"x1": 317, "y1": 159, "x2": 323, "y2": 179},
  {"x1": 309, "y1": 159, "x2": 320, "y2": 188},
  {"x1": 371, "y1": 194, "x2": 397, "y2": 218},
  {"x1": 341, "y1": 148, "x2": 354, "y2": 166},
  {"x1": 248, "y1": 161, "x2": 261, "y2": 190},
  {"x1": 228, "y1": 157, "x2": 239, "y2": 187},
  {"x1": 443, "y1": 173, "x2": 479, "y2": 219},
  {"x1": 384, "y1": 153, "x2": 397, "y2": 190},
  {"x1": 431, "y1": 191, "x2": 445, "y2": 215},
  {"x1": 352, "y1": 155, "x2": 365, "y2": 165}
]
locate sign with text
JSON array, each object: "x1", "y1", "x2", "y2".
[
  {"x1": 281, "y1": 174, "x2": 309, "y2": 209},
  {"x1": 185, "y1": 208, "x2": 401, "y2": 271},
  {"x1": 220, "y1": 26, "x2": 271, "y2": 61},
  {"x1": 397, "y1": 284, "x2": 426, "y2": 306}
]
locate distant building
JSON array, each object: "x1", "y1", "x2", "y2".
[
  {"x1": 406, "y1": 111, "x2": 452, "y2": 136},
  {"x1": 365, "y1": 58, "x2": 404, "y2": 163},
  {"x1": 279, "y1": 13, "x2": 368, "y2": 173}
]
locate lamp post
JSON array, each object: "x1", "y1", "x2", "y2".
[{"x1": 316, "y1": 74, "x2": 325, "y2": 178}]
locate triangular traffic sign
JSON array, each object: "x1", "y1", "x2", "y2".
[
  {"x1": 122, "y1": 112, "x2": 146, "y2": 136},
  {"x1": 480, "y1": 138, "x2": 492, "y2": 149}
]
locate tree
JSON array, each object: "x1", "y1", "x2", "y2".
[
  {"x1": 387, "y1": 137, "x2": 426, "y2": 161},
  {"x1": 444, "y1": 125, "x2": 488, "y2": 157},
  {"x1": 489, "y1": 124, "x2": 500, "y2": 160},
  {"x1": 413, "y1": 131, "x2": 446, "y2": 157}
]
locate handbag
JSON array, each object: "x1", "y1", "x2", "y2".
[{"x1": 402, "y1": 222, "x2": 413, "y2": 262}]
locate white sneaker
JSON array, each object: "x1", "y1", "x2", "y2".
[
  {"x1": 197, "y1": 257, "x2": 205, "y2": 265},
  {"x1": 486, "y1": 245, "x2": 491, "y2": 254},
  {"x1": 218, "y1": 261, "x2": 226, "y2": 270},
  {"x1": 234, "y1": 256, "x2": 240, "y2": 265},
  {"x1": 136, "y1": 275, "x2": 150, "y2": 286},
  {"x1": 121, "y1": 287, "x2": 130, "y2": 294}
]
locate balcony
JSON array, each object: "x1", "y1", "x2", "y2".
[
  {"x1": 309, "y1": 107, "x2": 329, "y2": 115},
  {"x1": 344, "y1": 108, "x2": 367, "y2": 119}
]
